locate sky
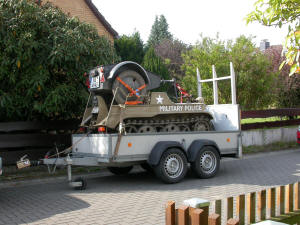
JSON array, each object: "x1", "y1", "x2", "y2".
[{"x1": 92, "y1": 0, "x2": 288, "y2": 47}]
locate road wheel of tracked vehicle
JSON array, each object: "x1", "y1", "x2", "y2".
[
  {"x1": 138, "y1": 125, "x2": 156, "y2": 133},
  {"x1": 125, "y1": 125, "x2": 138, "y2": 133},
  {"x1": 153, "y1": 148, "x2": 188, "y2": 184},
  {"x1": 180, "y1": 124, "x2": 191, "y2": 132},
  {"x1": 112, "y1": 70, "x2": 147, "y2": 104},
  {"x1": 191, "y1": 146, "x2": 220, "y2": 178},
  {"x1": 107, "y1": 166, "x2": 133, "y2": 175},
  {"x1": 193, "y1": 116, "x2": 213, "y2": 131},
  {"x1": 162, "y1": 124, "x2": 180, "y2": 132}
]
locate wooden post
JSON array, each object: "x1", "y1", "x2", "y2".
[
  {"x1": 290, "y1": 183, "x2": 294, "y2": 212},
  {"x1": 178, "y1": 205, "x2": 189, "y2": 225},
  {"x1": 191, "y1": 208, "x2": 204, "y2": 225},
  {"x1": 295, "y1": 182, "x2": 300, "y2": 210},
  {"x1": 227, "y1": 218, "x2": 239, "y2": 225},
  {"x1": 236, "y1": 195, "x2": 245, "y2": 225},
  {"x1": 279, "y1": 186, "x2": 285, "y2": 215},
  {"x1": 276, "y1": 186, "x2": 281, "y2": 216},
  {"x1": 201, "y1": 206, "x2": 209, "y2": 225},
  {"x1": 166, "y1": 201, "x2": 175, "y2": 225},
  {"x1": 208, "y1": 213, "x2": 221, "y2": 225},
  {"x1": 267, "y1": 188, "x2": 276, "y2": 218},
  {"x1": 258, "y1": 190, "x2": 266, "y2": 221},
  {"x1": 247, "y1": 192, "x2": 256, "y2": 224},
  {"x1": 285, "y1": 184, "x2": 294, "y2": 213},
  {"x1": 215, "y1": 200, "x2": 222, "y2": 219},
  {"x1": 183, "y1": 198, "x2": 209, "y2": 225},
  {"x1": 227, "y1": 197, "x2": 234, "y2": 221},
  {"x1": 189, "y1": 207, "x2": 195, "y2": 225}
]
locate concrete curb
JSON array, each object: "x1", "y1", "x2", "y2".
[{"x1": 242, "y1": 148, "x2": 299, "y2": 159}]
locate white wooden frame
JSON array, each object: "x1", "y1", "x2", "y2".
[{"x1": 197, "y1": 62, "x2": 236, "y2": 105}]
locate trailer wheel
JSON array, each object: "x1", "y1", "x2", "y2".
[
  {"x1": 153, "y1": 148, "x2": 188, "y2": 184},
  {"x1": 191, "y1": 146, "x2": 220, "y2": 178},
  {"x1": 74, "y1": 177, "x2": 87, "y2": 190},
  {"x1": 107, "y1": 166, "x2": 133, "y2": 175}
]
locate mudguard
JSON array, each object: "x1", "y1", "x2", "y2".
[
  {"x1": 108, "y1": 61, "x2": 150, "y2": 84},
  {"x1": 147, "y1": 141, "x2": 185, "y2": 166},
  {"x1": 187, "y1": 140, "x2": 220, "y2": 162}
]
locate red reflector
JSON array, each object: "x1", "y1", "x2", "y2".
[
  {"x1": 100, "y1": 74, "x2": 105, "y2": 82},
  {"x1": 98, "y1": 127, "x2": 106, "y2": 132},
  {"x1": 79, "y1": 127, "x2": 86, "y2": 132}
]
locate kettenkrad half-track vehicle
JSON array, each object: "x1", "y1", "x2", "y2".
[{"x1": 81, "y1": 61, "x2": 214, "y2": 133}]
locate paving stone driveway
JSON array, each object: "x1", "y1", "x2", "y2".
[{"x1": 0, "y1": 149, "x2": 300, "y2": 225}]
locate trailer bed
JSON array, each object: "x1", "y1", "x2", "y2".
[
  {"x1": 69, "y1": 104, "x2": 241, "y2": 164},
  {"x1": 72, "y1": 130, "x2": 240, "y2": 163}
]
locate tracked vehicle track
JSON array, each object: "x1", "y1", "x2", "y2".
[{"x1": 124, "y1": 114, "x2": 214, "y2": 133}]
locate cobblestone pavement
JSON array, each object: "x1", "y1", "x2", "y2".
[{"x1": 0, "y1": 149, "x2": 300, "y2": 225}]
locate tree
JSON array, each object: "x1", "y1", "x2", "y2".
[
  {"x1": 0, "y1": 0, "x2": 119, "y2": 121},
  {"x1": 265, "y1": 46, "x2": 300, "y2": 107},
  {"x1": 147, "y1": 15, "x2": 172, "y2": 48},
  {"x1": 181, "y1": 35, "x2": 231, "y2": 105},
  {"x1": 246, "y1": 0, "x2": 300, "y2": 75},
  {"x1": 114, "y1": 31, "x2": 144, "y2": 64},
  {"x1": 142, "y1": 47, "x2": 170, "y2": 91},
  {"x1": 154, "y1": 39, "x2": 189, "y2": 80},
  {"x1": 181, "y1": 35, "x2": 277, "y2": 110}
]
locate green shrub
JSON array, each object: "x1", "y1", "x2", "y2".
[{"x1": 0, "y1": 0, "x2": 119, "y2": 121}]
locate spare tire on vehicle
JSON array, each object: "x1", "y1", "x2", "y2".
[{"x1": 112, "y1": 70, "x2": 147, "y2": 104}]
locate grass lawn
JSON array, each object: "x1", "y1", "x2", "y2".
[{"x1": 241, "y1": 116, "x2": 290, "y2": 124}]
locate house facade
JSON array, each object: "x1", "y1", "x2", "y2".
[{"x1": 45, "y1": 0, "x2": 118, "y2": 42}]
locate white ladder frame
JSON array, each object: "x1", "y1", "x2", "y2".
[{"x1": 197, "y1": 62, "x2": 237, "y2": 105}]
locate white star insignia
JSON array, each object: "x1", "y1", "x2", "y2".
[{"x1": 156, "y1": 95, "x2": 164, "y2": 104}]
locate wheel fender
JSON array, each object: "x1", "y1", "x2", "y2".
[
  {"x1": 147, "y1": 141, "x2": 185, "y2": 166},
  {"x1": 108, "y1": 61, "x2": 150, "y2": 85},
  {"x1": 187, "y1": 140, "x2": 220, "y2": 162}
]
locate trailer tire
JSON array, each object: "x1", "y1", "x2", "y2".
[
  {"x1": 191, "y1": 146, "x2": 220, "y2": 178},
  {"x1": 107, "y1": 166, "x2": 133, "y2": 175},
  {"x1": 153, "y1": 148, "x2": 188, "y2": 184},
  {"x1": 74, "y1": 177, "x2": 87, "y2": 190}
]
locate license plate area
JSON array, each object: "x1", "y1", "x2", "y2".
[{"x1": 90, "y1": 76, "x2": 100, "y2": 88}]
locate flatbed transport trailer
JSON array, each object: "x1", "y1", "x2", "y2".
[
  {"x1": 44, "y1": 103, "x2": 241, "y2": 189},
  {"x1": 43, "y1": 62, "x2": 241, "y2": 190}
]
